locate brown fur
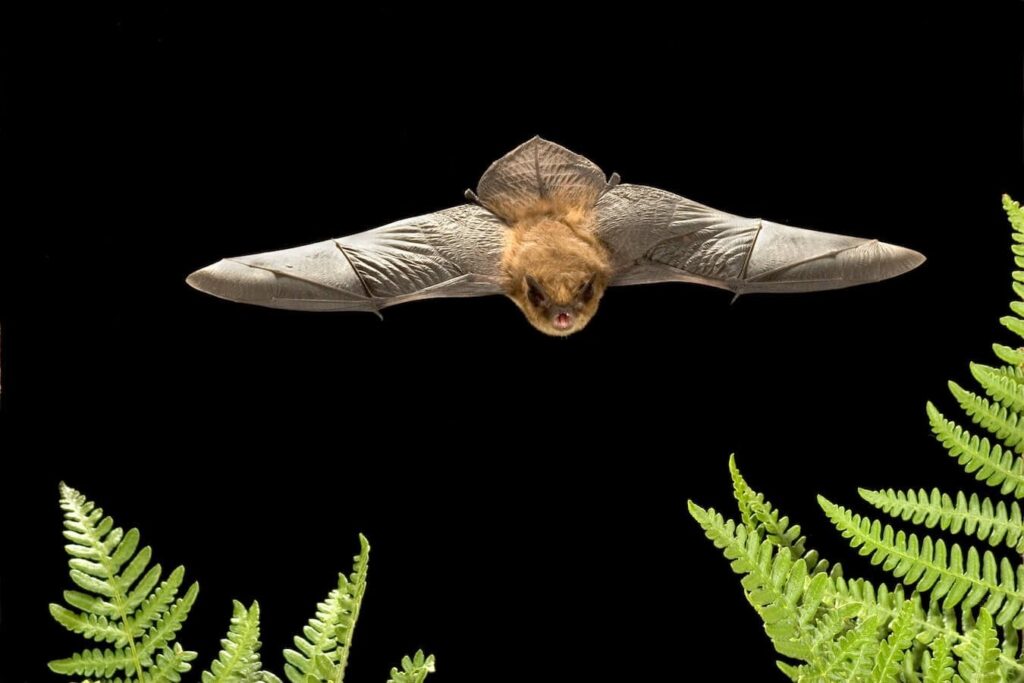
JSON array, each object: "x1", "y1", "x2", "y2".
[{"x1": 501, "y1": 201, "x2": 612, "y2": 336}]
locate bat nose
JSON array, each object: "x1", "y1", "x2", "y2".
[
  {"x1": 552, "y1": 311, "x2": 574, "y2": 330},
  {"x1": 186, "y1": 259, "x2": 276, "y2": 304}
]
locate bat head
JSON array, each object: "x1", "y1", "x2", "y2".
[
  {"x1": 503, "y1": 219, "x2": 612, "y2": 336},
  {"x1": 515, "y1": 271, "x2": 607, "y2": 336}
]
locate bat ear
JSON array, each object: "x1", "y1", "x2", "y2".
[{"x1": 475, "y1": 137, "x2": 609, "y2": 223}]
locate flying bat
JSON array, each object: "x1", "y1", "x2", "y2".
[{"x1": 187, "y1": 137, "x2": 924, "y2": 336}]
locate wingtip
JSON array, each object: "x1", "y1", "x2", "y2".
[
  {"x1": 907, "y1": 247, "x2": 927, "y2": 270},
  {"x1": 184, "y1": 268, "x2": 203, "y2": 291},
  {"x1": 185, "y1": 259, "x2": 276, "y2": 303},
  {"x1": 872, "y1": 241, "x2": 926, "y2": 281}
]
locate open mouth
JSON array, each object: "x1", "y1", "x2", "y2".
[{"x1": 553, "y1": 312, "x2": 574, "y2": 330}]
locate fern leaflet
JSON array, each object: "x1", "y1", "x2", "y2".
[
  {"x1": 386, "y1": 650, "x2": 436, "y2": 683},
  {"x1": 868, "y1": 601, "x2": 915, "y2": 682},
  {"x1": 953, "y1": 608, "x2": 1001, "y2": 682},
  {"x1": 923, "y1": 635, "x2": 955, "y2": 683},
  {"x1": 971, "y1": 362, "x2": 1024, "y2": 418},
  {"x1": 948, "y1": 380, "x2": 1024, "y2": 454},
  {"x1": 858, "y1": 487, "x2": 1024, "y2": 552},
  {"x1": 993, "y1": 343, "x2": 1024, "y2": 367},
  {"x1": 927, "y1": 401, "x2": 1024, "y2": 498}
]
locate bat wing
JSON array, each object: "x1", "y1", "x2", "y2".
[
  {"x1": 595, "y1": 184, "x2": 924, "y2": 294},
  {"x1": 186, "y1": 204, "x2": 506, "y2": 313}
]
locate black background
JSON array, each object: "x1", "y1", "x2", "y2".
[{"x1": 2, "y1": 4, "x2": 1024, "y2": 681}]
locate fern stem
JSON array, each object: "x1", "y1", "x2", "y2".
[{"x1": 336, "y1": 535, "x2": 370, "y2": 683}]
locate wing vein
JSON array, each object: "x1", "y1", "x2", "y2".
[
  {"x1": 333, "y1": 241, "x2": 375, "y2": 300},
  {"x1": 738, "y1": 219, "x2": 763, "y2": 282}
]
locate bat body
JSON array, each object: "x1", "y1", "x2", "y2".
[{"x1": 187, "y1": 138, "x2": 924, "y2": 335}]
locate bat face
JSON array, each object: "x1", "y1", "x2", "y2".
[
  {"x1": 509, "y1": 271, "x2": 608, "y2": 337},
  {"x1": 499, "y1": 216, "x2": 613, "y2": 336}
]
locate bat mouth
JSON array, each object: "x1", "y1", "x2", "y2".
[{"x1": 552, "y1": 312, "x2": 574, "y2": 330}]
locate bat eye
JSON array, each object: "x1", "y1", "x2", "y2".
[
  {"x1": 578, "y1": 277, "x2": 595, "y2": 304},
  {"x1": 526, "y1": 276, "x2": 547, "y2": 307}
]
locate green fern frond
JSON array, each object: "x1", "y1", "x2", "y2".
[
  {"x1": 927, "y1": 401, "x2": 1024, "y2": 497},
  {"x1": 729, "y1": 455, "x2": 814, "y2": 562},
  {"x1": 972, "y1": 362, "x2": 1024, "y2": 415},
  {"x1": 868, "y1": 601, "x2": 916, "y2": 682},
  {"x1": 819, "y1": 496, "x2": 1024, "y2": 627},
  {"x1": 283, "y1": 534, "x2": 370, "y2": 683},
  {"x1": 953, "y1": 608, "x2": 1001, "y2": 682},
  {"x1": 49, "y1": 483, "x2": 198, "y2": 682},
  {"x1": 386, "y1": 650, "x2": 436, "y2": 683},
  {"x1": 688, "y1": 501, "x2": 822, "y2": 662},
  {"x1": 203, "y1": 600, "x2": 280, "y2": 683},
  {"x1": 858, "y1": 487, "x2": 1024, "y2": 553},
  {"x1": 949, "y1": 381, "x2": 1024, "y2": 454}
]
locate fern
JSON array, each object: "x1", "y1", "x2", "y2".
[
  {"x1": 49, "y1": 487, "x2": 432, "y2": 683},
  {"x1": 691, "y1": 195, "x2": 1024, "y2": 679},
  {"x1": 283, "y1": 534, "x2": 369, "y2": 683},
  {"x1": 690, "y1": 479, "x2": 941, "y2": 679},
  {"x1": 49, "y1": 483, "x2": 200, "y2": 682},
  {"x1": 816, "y1": 196, "x2": 1024, "y2": 663}
]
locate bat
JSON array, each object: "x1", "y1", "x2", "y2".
[{"x1": 187, "y1": 137, "x2": 924, "y2": 336}]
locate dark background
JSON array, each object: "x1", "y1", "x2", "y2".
[{"x1": 2, "y1": 4, "x2": 1023, "y2": 681}]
